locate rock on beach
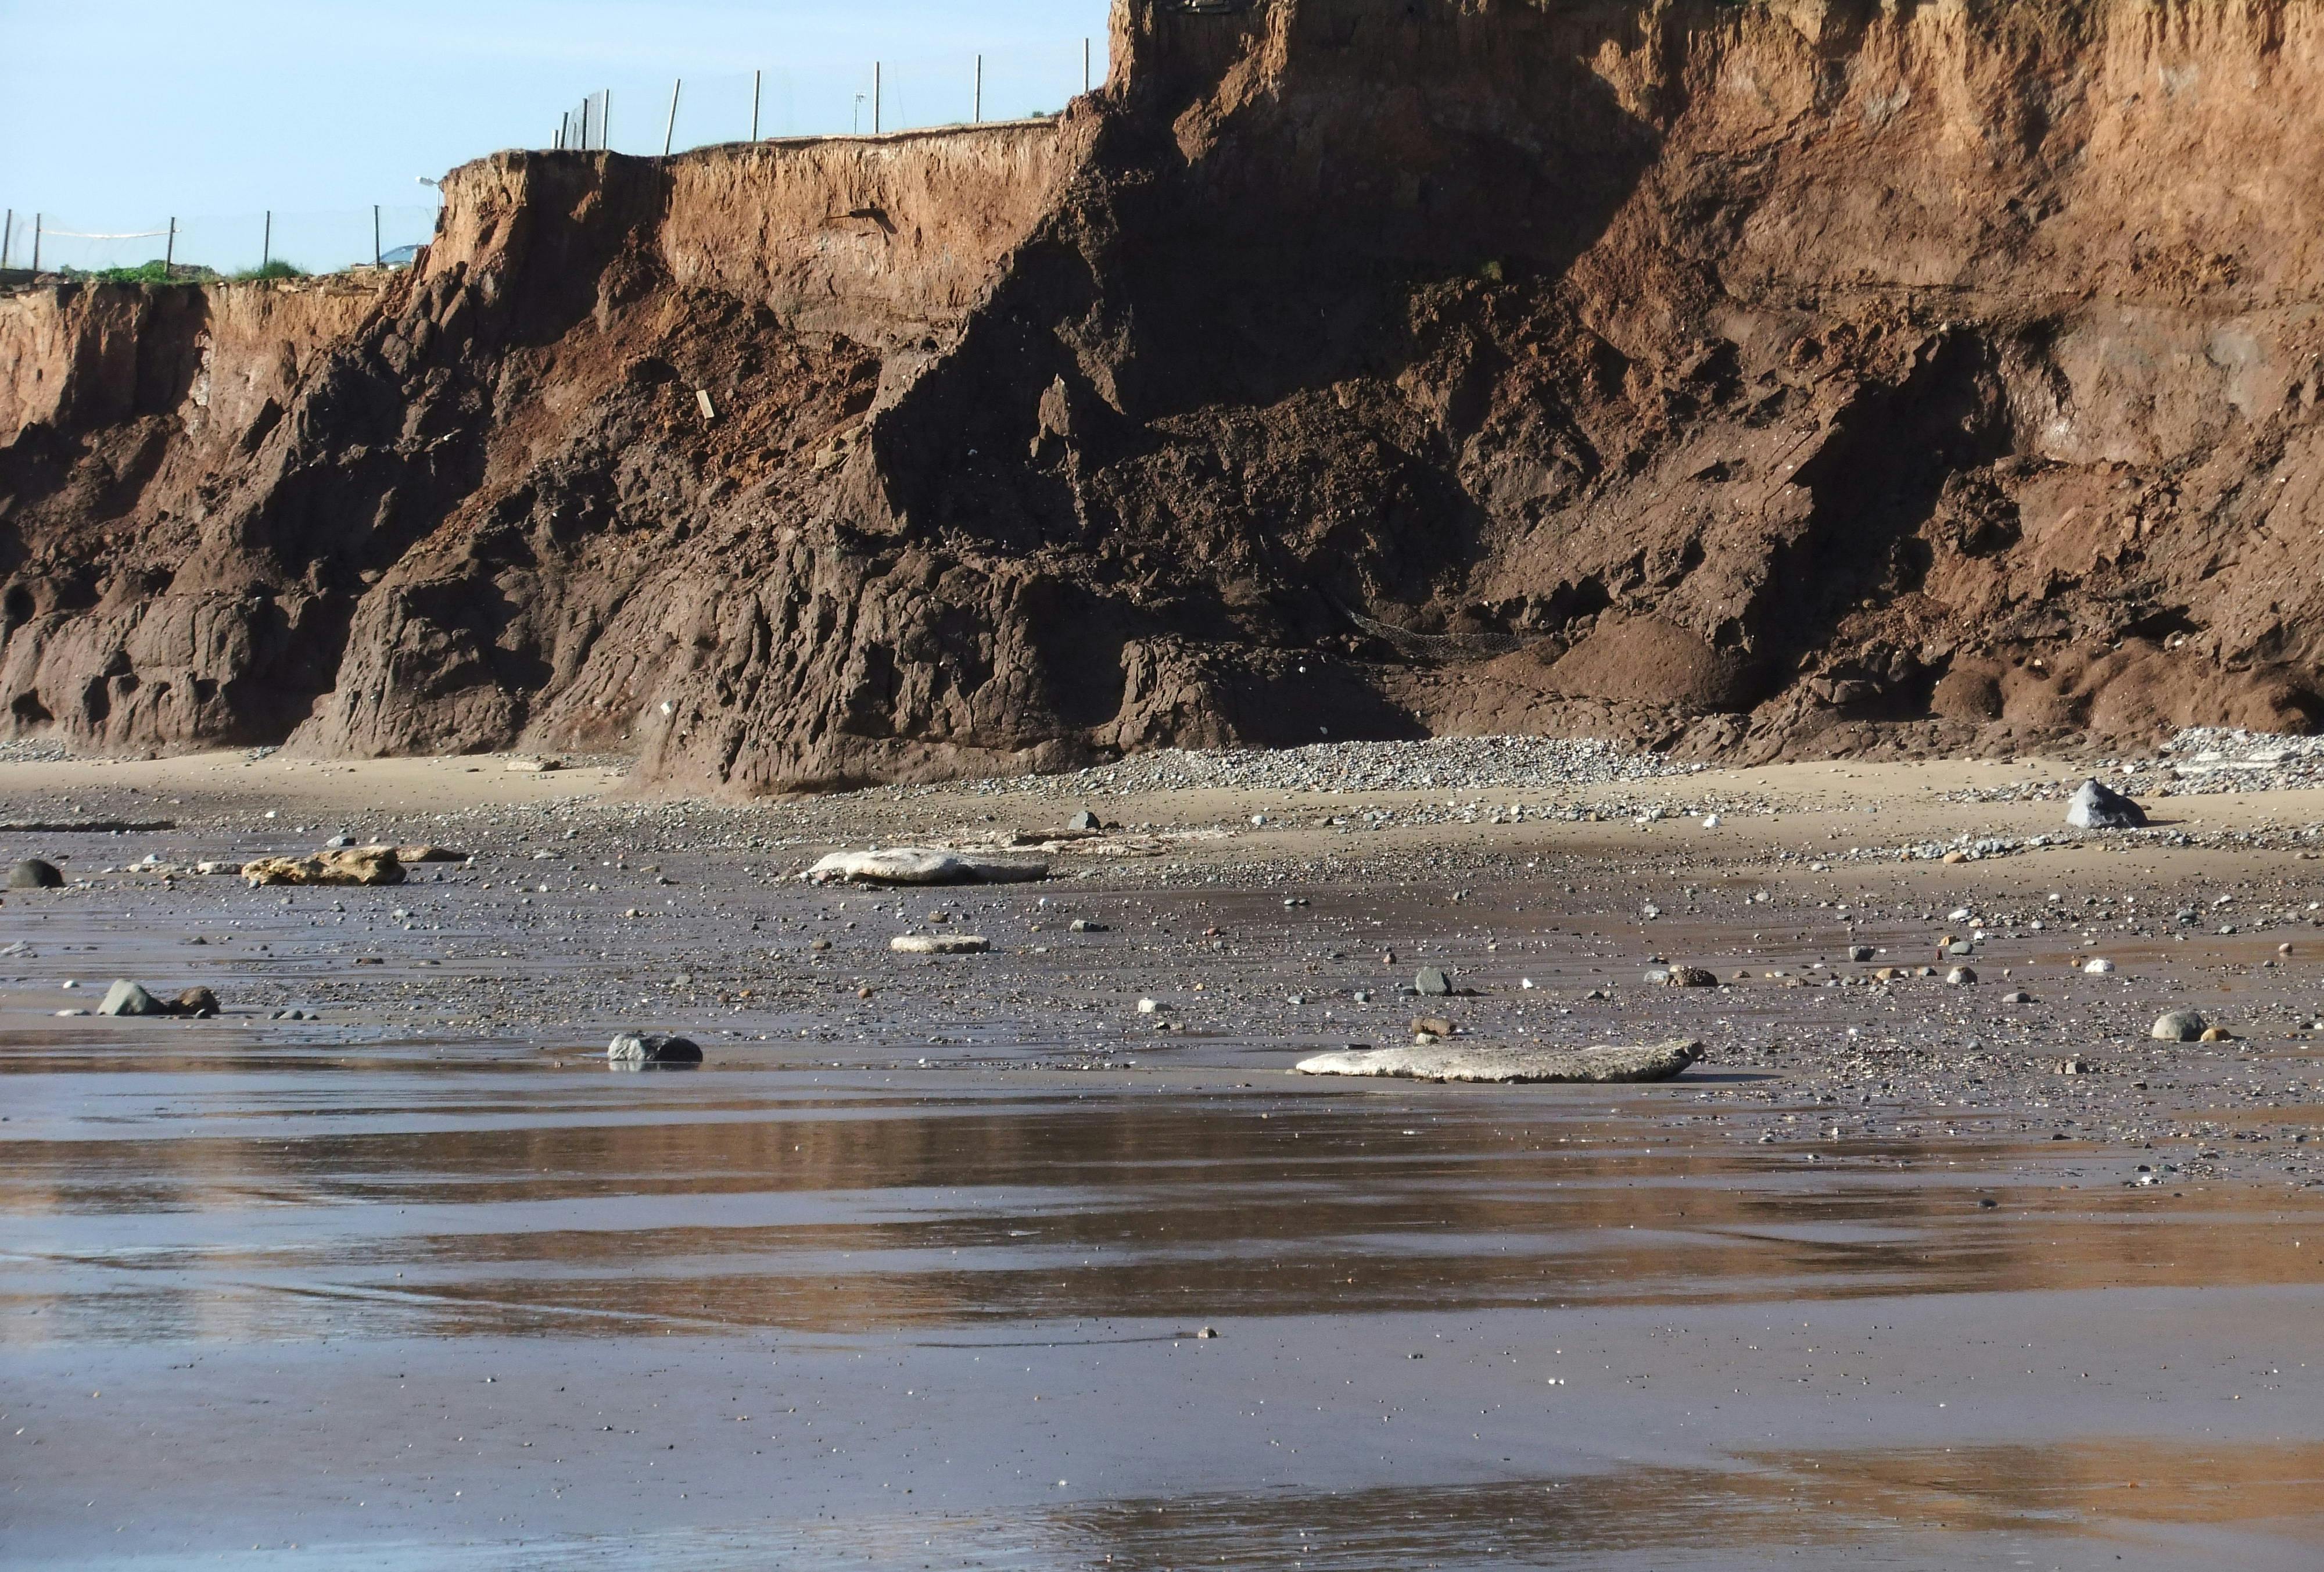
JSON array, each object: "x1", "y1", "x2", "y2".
[
  {"x1": 607, "y1": 1032, "x2": 703, "y2": 1064},
  {"x1": 807, "y1": 848, "x2": 1049, "y2": 886},
  {"x1": 2066, "y1": 779, "x2": 2147, "y2": 830},
  {"x1": 891, "y1": 933, "x2": 992, "y2": 954},
  {"x1": 1296, "y1": 1040, "x2": 1703, "y2": 1084}
]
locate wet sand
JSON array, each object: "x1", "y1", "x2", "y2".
[{"x1": 4, "y1": 750, "x2": 2323, "y2": 1567}]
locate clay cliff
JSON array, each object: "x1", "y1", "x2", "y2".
[{"x1": 5, "y1": 0, "x2": 2323, "y2": 790}]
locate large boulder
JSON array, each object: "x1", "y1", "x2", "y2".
[
  {"x1": 1295, "y1": 1040, "x2": 1704, "y2": 1084},
  {"x1": 2066, "y1": 780, "x2": 2147, "y2": 830}
]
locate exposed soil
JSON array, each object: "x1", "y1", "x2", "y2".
[{"x1": 8, "y1": 1, "x2": 2324, "y2": 791}]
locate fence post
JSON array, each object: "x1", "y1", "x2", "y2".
[
  {"x1": 1085, "y1": 38, "x2": 1092, "y2": 94},
  {"x1": 166, "y1": 217, "x2": 176, "y2": 275},
  {"x1": 751, "y1": 69, "x2": 761, "y2": 141},
  {"x1": 604, "y1": 90, "x2": 611, "y2": 149},
  {"x1": 31, "y1": 213, "x2": 40, "y2": 274},
  {"x1": 974, "y1": 55, "x2": 982, "y2": 123},
  {"x1": 263, "y1": 211, "x2": 271, "y2": 269},
  {"x1": 2, "y1": 209, "x2": 11, "y2": 270},
  {"x1": 580, "y1": 97, "x2": 591, "y2": 151},
  {"x1": 374, "y1": 206, "x2": 382, "y2": 268},
  {"x1": 873, "y1": 62, "x2": 882, "y2": 134},
  {"x1": 662, "y1": 79, "x2": 682, "y2": 158}
]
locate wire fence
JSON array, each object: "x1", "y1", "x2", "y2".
[
  {"x1": 557, "y1": 40, "x2": 1104, "y2": 155},
  {"x1": 1, "y1": 37, "x2": 1106, "y2": 285},
  {"x1": 0, "y1": 205, "x2": 442, "y2": 282}
]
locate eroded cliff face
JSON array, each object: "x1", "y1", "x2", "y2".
[{"x1": 5, "y1": 0, "x2": 2323, "y2": 787}]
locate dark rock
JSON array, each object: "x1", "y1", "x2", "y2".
[
  {"x1": 1414, "y1": 966, "x2": 1452, "y2": 997},
  {"x1": 608, "y1": 1032, "x2": 704, "y2": 1065},
  {"x1": 9, "y1": 858, "x2": 64, "y2": 890},
  {"x1": 1066, "y1": 810, "x2": 1105, "y2": 832},
  {"x1": 171, "y1": 987, "x2": 221, "y2": 1018}
]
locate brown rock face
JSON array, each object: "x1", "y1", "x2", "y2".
[{"x1": 5, "y1": 0, "x2": 2323, "y2": 787}]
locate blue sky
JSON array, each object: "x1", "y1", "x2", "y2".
[{"x1": 1, "y1": 1, "x2": 1111, "y2": 245}]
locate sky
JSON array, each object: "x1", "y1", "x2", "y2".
[{"x1": 1, "y1": 0, "x2": 1111, "y2": 270}]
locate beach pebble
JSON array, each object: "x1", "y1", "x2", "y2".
[
  {"x1": 8, "y1": 858, "x2": 63, "y2": 889},
  {"x1": 2150, "y1": 1009, "x2": 2207, "y2": 1042},
  {"x1": 1415, "y1": 966, "x2": 1452, "y2": 997},
  {"x1": 2082, "y1": 957, "x2": 2115, "y2": 975}
]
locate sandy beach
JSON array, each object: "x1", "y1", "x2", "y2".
[{"x1": 3, "y1": 742, "x2": 2322, "y2": 1568}]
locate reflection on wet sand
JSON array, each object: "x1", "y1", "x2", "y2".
[
  {"x1": 1055, "y1": 1440, "x2": 2324, "y2": 1570},
  {"x1": 6, "y1": 1069, "x2": 2323, "y2": 1344}
]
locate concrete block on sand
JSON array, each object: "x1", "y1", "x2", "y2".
[
  {"x1": 808, "y1": 848, "x2": 1048, "y2": 885},
  {"x1": 1296, "y1": 1039, "x2": 1703, "y2": 1084}
]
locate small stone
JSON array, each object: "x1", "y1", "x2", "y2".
[
  {"x1": 2083, "y1": 957, "x2": 2115, "y2": 975},
  {"x1": 1414, "y1": 966, "x2": 1452, "y2": 997},
  {"x1": 2002, "y1": 990, "x2": 2031, "y2": 1004},
  {"x1": 2151, "y1": 1010, "x2": 2206, "y2": 1042},
  {"x1": 97, "y1": 980, "x2": 167, "y2": 1017},
  {"x1": 1946, "y1": 940, "x2": 1975, "y2": 957},
  {"x1": 1663, "y1": 966, "x2": 1718, "y2": 988},
  {"x1": 1197, "y1": 1326, "x2": 1218, "y2": 1339},
  {"x1": 1065, "y1": 810, "x2": 1104, "y2": 832},
  {"x1": 8, "y1": 858, "x2": 64, "y2": 890},
  {"x1": 1137, "y1": 998, "x2": 1162, "y2": 1014},
  {"x1": 1069, "y1": 919, "x2": 1108, "y2": 933},
  {"x1": 2065, "y1": 779, "x2": 2147, "y2": 830},
  {"x1": 171, "y1": 987, "x2": 220, "y2": 1019},
  {"x1": 607, "y1": 1032, "x2": 703, "y2": 1065},
  {"x1": 1946, "y1": 966, "x2": 1977, "y2": 986},
  {"x1": 2199, "y1": 1026, "x2": 2236, "y2": 1043},
  {"x1": 809, "y1": 938, "x2": 832, "y2": 951},
  {"x1": 1848, "y1": 945, "x2": 1875, "y2": 962},
  {"x1": 1411, "y1": 1015, "x2": 1456, "y2": 1038}
]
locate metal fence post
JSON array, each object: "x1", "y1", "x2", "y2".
[
  {"x1": 662, "y1": 78, "x2": 682, "y2": 157},
  {"x1": 974, "y1": 55, "x2": 982, "y2": 123},
  {"x1": 31, "y1": 213, "x2": 40, "y2": 274},
  {"x1": 263, "y1": 211, "x2": 271, "y2": 269},
  {"x1": 751, "y1": 69, "x2": 761, "y2": 140},
  {"x1": 604, "y1": 90, "x2": 612, "y2": 149},
  {"x1": 873, "y1": 62, "x2": 882, "y2": 134},
  {"x1": 1085, "y1": 38, "x2": 1092, "y2": 94},
  {"x1": 166, "y1": 217, "x2": 176, "y2": 274},
  {"x1": 373, "y1": 206, "x2": 382, "y2": 268},
  {"x1": 2, "y1": 209, "x2": 12, "y2": 270}
]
